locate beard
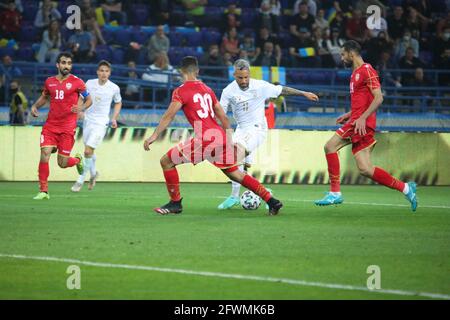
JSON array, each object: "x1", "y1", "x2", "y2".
[
  {"x1": 59, "y1": 68, "x2": 70, "y2": 76},
  {"x1": 343, "y1": 60, "x2": 353, "y2": 68}
]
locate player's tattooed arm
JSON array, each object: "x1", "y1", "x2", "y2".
[
  {"x1": 281, "y1": 86, "x2": 319, "y2": 101},
  {"x1": 30, "y1": 93, "x2": 49, "y2": 117},
  {"x1": 144, "y1": 101, "x2": 183, "y2": 150}
]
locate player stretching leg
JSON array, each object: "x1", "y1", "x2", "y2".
[
  {"x1": 144, "y1": 56, "x2": 283, "y2": 215},
  {"x1": 218, "y1": 59, "x2": 319, "y2": 210},
  {"x1": 71, "y1": 60, "x2": 122, "y2": 192},
  {"x1": 314, "y1": 41, "x2": 417, "y2": 211},
  {"x1": 31, "y1": 52, "x2": 92, "y2": 199}
]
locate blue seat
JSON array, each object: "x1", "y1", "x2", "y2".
[
  {"x1": 131, "y1": 5, "x2": 149, "y2": 26},
  {"x1": 22, "y1": 2, "x2": 39, "y2": 21},
  {"x1": 202, "y1": 30, "x2": 222, "y2": 46},
  {"x1": 17, "y1": 43, "x2": 34, "y2": 61},
  {"x1": 114, "y1": 29, "x2": 131, "y2": 47},
  {"x1": 111, "y1": 48, "x2": 125, "y2": 65},
  {"x1": 95, "y1": 45, "x2": 112, "y2": 61},
  {"x1": 19, "y1": 23, "x2": 37, "y2": 42}
]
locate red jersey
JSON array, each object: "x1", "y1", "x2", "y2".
[
  {"x1": 171, "y1": 80, "x2": 224, "y2": 139},
  {"x1": 43, "y1": 75, "x2": 87, "y2": 132},
  {"x1": 349, "y1": 63, "x2": 381, "y2": 129}
]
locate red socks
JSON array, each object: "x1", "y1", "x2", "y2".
[
  {"x1": 66, "y1": 157, "x2": 80, "y2": 168},
  {"x1": 241, "y1": 175, "x2": 271, "y2": 202},
  {"x1": 372, "y1": 167, "x2": 405, "y2": 192},
  {"x1": 326, "y1": 152, "x2": 340, "y2": 192},
  {"x1": 163, "y1": 168, "x2": 181, "y2": 201},
  {"x1": 38, "y1": 162, "x2": 49, "y2": 192}
]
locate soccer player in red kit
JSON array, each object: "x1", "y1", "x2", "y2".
[
  {"x1": 31, "y1": 52, "x2": 92, "y2": 200},
  {"x1": 143, "y1": 56, "x2": 283, "y2": 215},
  {"x1": 314, "y1": 41, "x2": 418, "y2": 211}
]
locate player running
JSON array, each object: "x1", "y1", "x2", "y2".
[
  {"x1": 314, "y1": 41, "x2": 418, "y2": 211},
  {"x1": 71, "y1": 60, "x2": 122, "y2": 192},
  {"x1": 143, "y1": 56, "x2": 283, "y2": 215},
  {"x1": 31, "y1": 52, "x2": 92, "y2": 200},
  {"x1": 217, "y1": 59, "x2": 319, "y2": 210}
]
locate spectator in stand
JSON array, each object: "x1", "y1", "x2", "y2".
[
  {"x1": 290, "y1": 1, "x2": 316, "y2": 39},
  {"x1": 387, "y1": 6, "x2": 407, "y2": 41},
  {"x1": 255, "y1": 26, "x2": 281, "y2": 62},
  {"x1": 403, "y1": 67, "x2": 434, "y2": 108},
  {"x1": 124, "y1": 61, "x2": 141, "y2": 108},
  {"x1": 289, "y1": 27, "x2": 317, "y2": 67},
  {"x1": 376, "y1": 50, "x2": 402, "y2": 88},
  {"x1": 434, "y1": 26, "x2": 450, "y2": 68},
  {"x1": 368, "y1": 7, "x2": 389, "y2": 39},
  {"x1": 67, "y1": 23, "x2": 96, "y2": 63},
  {"x1": 0, "y1": 1, "x2": 22, "y2": 41},
  {"x1": 254, "y1": 41, "x2": 280, "y2": 67},
  {"x1": 223, "y1": 52, "x2": 233, "y2": 67},
  {"x1": 200, "y1": 44, "x2": 226, "y2": 78},
  {"x1": 78, "y1": 0, "x2": 106, "y2": 45},
  {"x1": 326, "y1": 27, "x2": 346, "y2": 66},
  {"x1": 181, "y1": 0, "x2": 209, "y2": 27},
  {"x1": 404, "y1": 7, "x2": 422, "y2": 40},
  {"x1": 8, "y1": 79, "x2": 28, "y2": 125},
  {"x1": 142, "y1": 52, "x2": 177, "y2": 103},
  {"x1": 293, "y1": 0, "x2": 317, "y2": 17},
  {"x1": 366, "y1": 31, "x2": 393, "y2": 66},
  {"x1": 345, "y1": 9, "x2": 369, "y2": 44},
  {"x1": 395, "y1": 29, "x2": 420, "y2": 60},
  {"x1": 0, "y1": 55, "x2": 23, "y2": 104},
  {"x1": 333, "y1": 0, "x2": 353, "y2": 14},
  {"x1": 239, "y1": 34, "x2": 257, "y2": 63},
  {"x1": 100, "y1": 0, "x2": 127, "y2": 25},
  {"x1": 313, "y1": 27, "x2": 335, "y2": 68},
  {"x1": 258, "y1": 0, "x2": 281, "y2": 34},
  {"x1": 405, "y1": 0, "x2": 432, "y2": 33},
  {"x1": 36, "y1": 20, "x2": 62, "y2": 63},
  {"x1": 150, "y1": 0, "x2": 172, "y2": 26},
  {"x1": 329, "y1": 11, "x2": 347, "y2": 39},
  {"x1": 398, "y1": 47, "x2": 426, "y2": 84},
  {"x1": 314, "y1": 9, "x2": 329, "y2": 33},
  {"x1": 146, "y1": 25, "x2": 170, "y2": 63},
  {"x1": 221, "y1": 2, "x2": 241, "y2": 34},
  {"x1": 221, "y1": 27, "x2": 240, "y2": 59},
  {"x1": 0, "y1": 0, "x2": 22, "y2": 13},
  {"x1": 34, "y1": 0, "x2": 62, "y2": 30}
]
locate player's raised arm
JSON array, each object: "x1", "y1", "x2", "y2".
[
  {"x1": 280, "y1": 86, "x2": 319, "y2": 101},
  {"x1": 144, "y1": 100, "x2": 183, "y2": 151}
]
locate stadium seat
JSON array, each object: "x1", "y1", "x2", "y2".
[
  {"x1": 95, "y1": 45, "x2": 112, "y2": 61},
  {"x1": 114, "y1": 29, "x2": 131, "y2": 47},
  {"x1": 22, "y1": 1, "x2": 39, "y2": 22},
  {"x1": 202, "y1": 29, "x2": 222, "y2": 46},
  {"x1": 131, "y1": 4, "x2": 150, "y2": 26},
  {"x1": 19, "y1": 23, "x2": 37, "y2": 42},
  {"x1": 0, "y1": 47, "x2": 16, "y2": 59},
  {"x1": 16, "y1": 43, "x2": 34, "y2": 61},
  {"x1": 111, "y1": 48, "x2": 125, "y2": 65}
]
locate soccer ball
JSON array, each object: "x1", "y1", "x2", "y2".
[{"x1": 240, "y1": 190, "x2": 261, "y2": 210}]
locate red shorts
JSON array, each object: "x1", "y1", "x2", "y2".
[
  {"x1": 40, "y1": 126, "x2": 76, "y2": 157},
  {"x1": 168, "y1": 138, "x2": 239, "y2": 171},
  {"x1": 336, "y1": 122, "x2": 377, "y2": 155}
]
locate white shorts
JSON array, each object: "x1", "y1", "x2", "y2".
[
  {"x1": 83, "y1": 121, "x2": 108, "y2": 149},
  {"x1": 233, "y1": 124, "x2": 267, "y2": 165}
]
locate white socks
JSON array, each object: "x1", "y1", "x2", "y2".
[
  {"x1": 90, "y1": 154, "x2": 96, "y2": 177},
  {"x1": 402, "y1": 183, "x2": 410, "y2": 195},
  {"x1": 76, "y1": 156, "x2": 94, "y2": 184},
  {"x1": 231, "y1": 165, "x2": 244, "y2": 198}
]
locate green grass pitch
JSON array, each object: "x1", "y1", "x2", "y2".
[{"x1": 0, "y1": 182, "x2": 449, "y2": 300}]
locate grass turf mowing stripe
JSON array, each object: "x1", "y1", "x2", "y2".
[{"x1": 1, "y1": 253, "x2": 449, "y2": 300}]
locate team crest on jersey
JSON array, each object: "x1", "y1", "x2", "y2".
[
  {"x1": 66, "y1": 82, "x2": 72, "y2": 90},
  {"x1": 355, "y1": 73, "x2": 360, "y2": 81},
  {"x1": 95, "y1": 96, "x2": 101, "y2": 103}
]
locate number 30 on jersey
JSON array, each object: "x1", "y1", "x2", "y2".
[{"x1": 194, "y1": 93, "x2": 214, "y2": 119}]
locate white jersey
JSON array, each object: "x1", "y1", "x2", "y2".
[
  {"x1": 220, "y1": 79, "x2": 282, "y2": 129},
  {"x1": 84, "y1": 79, "x2": 122, "y2": 126}
]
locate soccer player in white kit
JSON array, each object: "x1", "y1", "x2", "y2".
[
  {"x1": 217, "y1": 59, "x2": 319, "y2": 209},
  {"x1": 71, "y1": 60, "x2": 122, "y2": 192}
]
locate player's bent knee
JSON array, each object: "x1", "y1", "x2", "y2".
[{"x1": 358, "y1": 167, "x2": 372, "y2": 177}]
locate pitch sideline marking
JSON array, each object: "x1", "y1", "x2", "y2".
[{"x1": 0, "y1": 253, "x2": 449, "y2": 300}]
